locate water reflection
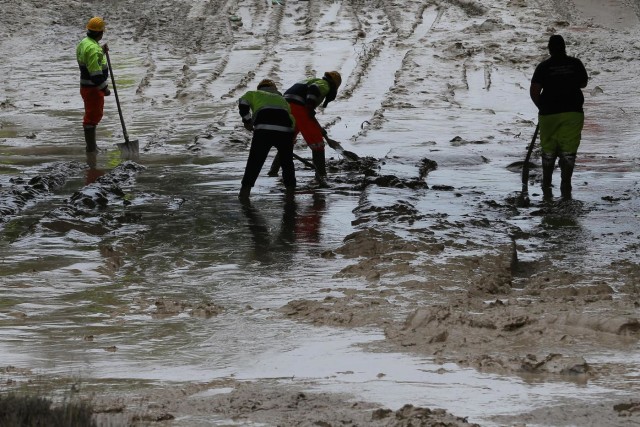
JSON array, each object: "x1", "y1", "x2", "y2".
[
  {"x1": 84, "y1": 151, "x2": 105, "y2": 185},
  {"x1": 294, "y1": 192, "x2": 326, "y2": 244},
  {"x1": 84, "y1": 145, "x2": 141, "y2": 185},
  {"x1": 240, "y1": 192, "x2": 328, "y2": 264},
  {"x1": 241, "y1": 197, "x2": 296, "y2": 264}
]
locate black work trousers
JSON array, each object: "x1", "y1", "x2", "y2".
[{"x1": 241, "y1": 129, "x2": 295, "y2": 188}]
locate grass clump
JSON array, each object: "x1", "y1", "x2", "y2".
[{"x1": 0, "y1": 393, "x2": 96, "y2": 427}]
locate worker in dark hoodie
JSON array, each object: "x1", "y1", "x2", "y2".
[
  {"x1": 530, "y1": 34, "x2": 588, "y2": 199},
  {"x1": 237, "y1": 79, "x2": 296, "y2": 199}
]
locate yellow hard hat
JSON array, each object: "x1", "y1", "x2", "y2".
[
  {"x1": 257, "y1": 79, "x2": 277, "y2": 90},
  {"x1": 324, "y1": 71, "x2": 342, "y2": 88},
  {"x1": 86, "y1": 17, "x2": 105, "y2": 32}
]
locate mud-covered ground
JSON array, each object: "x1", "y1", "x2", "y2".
[{"x1": 1, "y1": 0, "x2": 639, "y2": 426}]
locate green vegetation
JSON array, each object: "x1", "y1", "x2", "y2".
[{"x1": 0, "y1": 393, "x2": 96, "y2": 427}]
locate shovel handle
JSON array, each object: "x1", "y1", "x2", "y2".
[
  {"x1": 105, "y1": 50, "x2": 130, "y2": 143},
  {"x1": 521, "y1": 123, "x2": 539, "y2": 187},
  {"x1": 293, "y1": 152, "x2": 315, "y2": 170}
]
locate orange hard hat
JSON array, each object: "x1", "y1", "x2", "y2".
[
  {"x1": 324, "y1": 71, "x2": 342, "y2": 88},
  {"x1": 86, "y1": 17, "x2": 105, "y2": 32}
]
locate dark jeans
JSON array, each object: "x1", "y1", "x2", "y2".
[{"x1": 241, "y1": 129, "x2": 295, "y2": 188}]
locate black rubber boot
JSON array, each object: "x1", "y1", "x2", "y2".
[
  {"x1": 267, "y1": 153, "x2": 281, "y2": 177},
  {"x1": 285, "y1": 186, "x2": 296, "y2": 200},
  {"x1": 84, "y1": 126, "x2": 97, "y2": 153},
  {"x1": 559, "y1": 153, "x2": 576, "y2": 199},
  {"x1": 541, "y1": 153, "x2": 556, "y2": 188},
  {"x1": 238, "y1": 185, "x2": 251, "y2": 200},
  {"x1": 312, "y1": 150, "x2": 328, "y2": 187},
  {"x1": 541, "y1": 153, "x2": 556, "y2": 200}
]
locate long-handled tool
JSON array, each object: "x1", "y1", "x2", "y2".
[
  {"x1": 518, "y1": 123, "x2": 539, "y2": 206},
  {"x1": 105, "y1": 50, "x2": 139, "y2": 155},
  {"x1": 324, "y1": 135, "x2": 360, "y2": 161},
  {"x1": 293, "y1": 152, "x2": 315, "y2": 170}
]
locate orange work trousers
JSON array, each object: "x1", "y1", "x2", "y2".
[
  {"x1": 80, "y1": 86, "x2": 105, "y2": 127},
  {"x1": 289, "y1": 102, "x2": 324, "y2": 152}
]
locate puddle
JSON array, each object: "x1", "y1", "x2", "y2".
[{"x1": 2, "y1": 1, "x2": 640, "y2": 426}]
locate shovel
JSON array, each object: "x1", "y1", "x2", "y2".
[
  {"x1": 105, "y1": 50, "x2": 139, "y2": 156},
  {"x1": 324, "y1": 135, "x2": 360, "y2": 161},
  {"x1": 518, "y1": 123, "x2": 539, "y2": 207},
  {"x1": 293, "y1": 152, "x2": 315, "y2": 170}
]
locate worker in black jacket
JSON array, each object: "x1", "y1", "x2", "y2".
[{"x1": 530, "y1": 34, "x2": 588, "y2": 199}]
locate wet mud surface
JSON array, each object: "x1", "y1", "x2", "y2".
[{"x1": 1, "y1": 0, "x2": 640, "y2": 426}]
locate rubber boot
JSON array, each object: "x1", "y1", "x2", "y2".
[
  {"x1": 84, "y1": 126, "x2": 97, "y2": 153},
  {"x1": 312, "y1": 150, "x2": 328, "y2": 188},
  {"x1": 267, "y1": 153, "x2": 281, "y2": 177},
  {"x1": 238, "y1": 185, "x2": 251, "y2": 200},
  {"x1": 285, "y1": 186, "x2": 296, "y2": 201},
  {"x1": 559, "y1": 153, "x2": 576, "y2": 200},
  {"x1": 541, "y1": 153, "x2": 556, "y2": 200}
]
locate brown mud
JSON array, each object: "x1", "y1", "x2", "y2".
[{"x1": 1, "y1": 0, "x2": 640, "y2": 426}]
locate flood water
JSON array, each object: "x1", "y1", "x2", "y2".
[{"x1": 2, "y1": 1, "x2": 640, "y2": 426}]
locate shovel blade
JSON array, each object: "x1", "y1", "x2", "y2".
[
  {"x1": 117, "y1": 139, "x2": 140, "y2": 161},
  {"x1": 342, "y1": 150, "x2": 360, "y2": 161}
]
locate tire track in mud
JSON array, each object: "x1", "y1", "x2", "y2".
[
  {"x1": 332, "y1": 1, "x2": 522, "y2": 310},
  {"x1": 218, "y1": 1, "x2": 287, "y2": 101},
  {"x1": 120, "y1": 0, "x2": 240, "y2": 151},
  {"x1": 195, "y1": 0, "x2": 291, "y2": 145},
  {"x1": 338, "y1": 4, "x2": 442, "y2": 142}
]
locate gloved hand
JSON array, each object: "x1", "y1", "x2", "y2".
[
  {"x1": 102, "y1": 43, "x2": 109, "y2": 53},
  {"x1": 243, "y1": 121, "x2": 254, "y2": 131},
  {"x1": 103, "y1": 87, "x2": 111, "y2": 96}
]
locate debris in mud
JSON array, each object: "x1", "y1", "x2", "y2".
[
  {"x1": 431, "y1": 184, "x2": 455, "y2": 191},
  {"x1": 506, "y1": 160, "x2": 538, "y2": 173},
  {"x1": 280, "y1": 293, "x2": 392, "y2": 327},
  {"x1": 602, "y1": 194, "x2": 631, "y2": 202},
  {"x1": 613, "y1": 401, "x2": 640, "y2": 416},
  {"x1": 373, "y1": 404, "x2": 480, "y2": 426},
  {"x1": 1, "y1": 366, "x2": 33, "y2": 375},
  {"x1": 194, "y1": 382, "x2": 480, "y2": 426},
  {"x1": 360, "y1": 174, "x2": 428, "y2": 190},
  {"x1": 418, "y1": 158, "x2": 438, "y2": 180},
  {"x1": 352, "y1": 201, "x2": 424, "y2": 226},
  {"x1": 449, "y1": 136, "x2": 490, "y2": 146},
  {"x1": 132, "y1": 411, "x2": 175, "y2": 422},
  {"x1": 328, "y1": 155, "x2": 379, "y2": 174},
  {"x1": 69, "y1": 161, "x2": 145, "y2": 209},
  {"x1": 152, "y1": 298, "x2": 224, "y2": 319},
  {"x1": 467, "y1": 353, "x2": 591, "y2": 376},
  {"x1": 0, "y1": 99, "x2": 16, "y2": 109},
  {"x1": 0, "y1": 162, "x2": 85, "y2": 223}
]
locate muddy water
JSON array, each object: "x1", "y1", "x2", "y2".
[{"x1": 2, "y1": 0, "x2": 640, "y2": 426}]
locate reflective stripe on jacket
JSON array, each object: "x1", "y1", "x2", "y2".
[
  {"x1": 76, "y1": 37, "x2": 108, "y2": 89},
  {"x1": 238, "y1": 88, "x2": 295, "y2": 133},
  {"x1": 284, "y1": 78, "x2": 330, "y2": 109}
]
